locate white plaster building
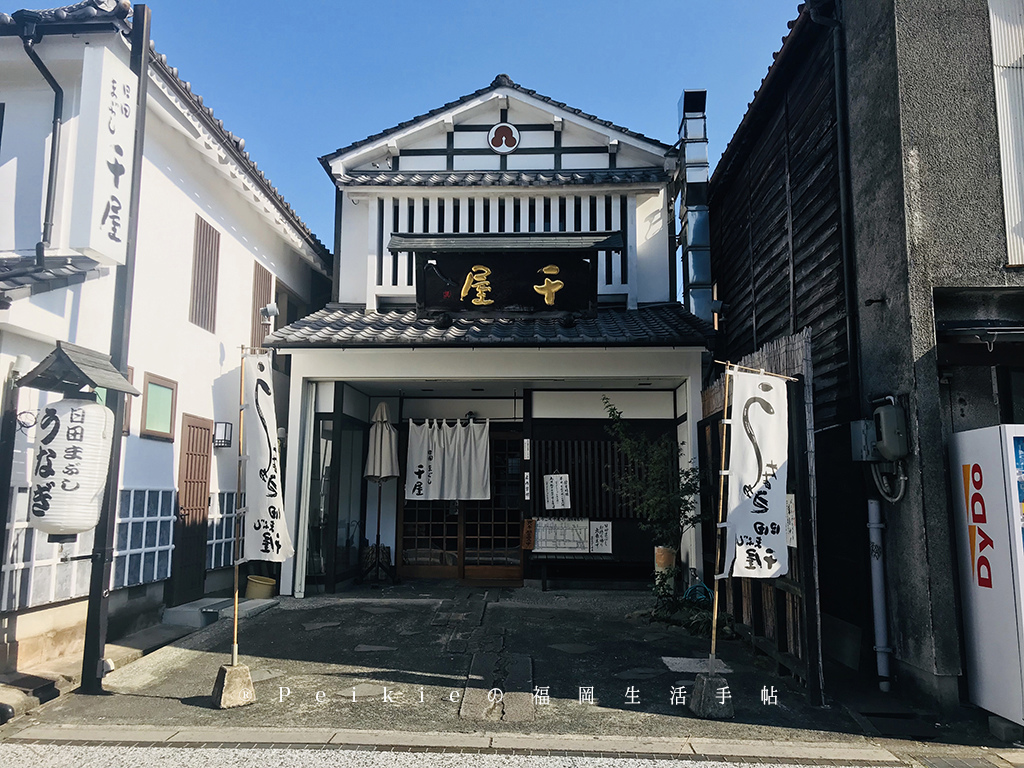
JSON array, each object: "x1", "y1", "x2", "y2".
[
  {"x1": 267, "y1": 76, "x2": 711, "y2": 596},
  {"x1": 0, "y1": 1, "x2": 330, "y2": 670}
]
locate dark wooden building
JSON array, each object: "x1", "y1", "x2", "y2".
[{"x1": 709, "y1": 0, "x2": 1024, "y2": 709}]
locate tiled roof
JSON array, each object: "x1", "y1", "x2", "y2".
[
  {"x1": 320, "y1": 74, "x2": 673, "y2": 168},
  {"x1": 0, "y1": 257, "x2": 108, "y2": 307},
  {"x1": 334, "y1": 168, "x2": 669, "y2": 188},
  {"x1": 0, "y1": 2, "x2": 332, "y2": 272},
  {"x1": 265, "y1": 303, "x2": 713, "y2": 349},
  {"x1": 2, "y1": 0, "x2": 125, "y2": 25},
  {"x1": 17, "y1": 340, "x2": 140, "y2": 395}
]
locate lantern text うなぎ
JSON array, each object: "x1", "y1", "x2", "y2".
[{"x1": 29, "y1": 397, "x2": 115, "y2": 537}]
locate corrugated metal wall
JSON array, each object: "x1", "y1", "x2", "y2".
[
  {"x1": 709, "y1": 24, "x2": 852, "y2": 428},
  {"x1": 990, "y1": 0, "x2": 1024, "y2": 266}
]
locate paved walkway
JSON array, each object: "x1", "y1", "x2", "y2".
[{"x1": 0, "y1": 582, "x2": 1020, "y2": 766}]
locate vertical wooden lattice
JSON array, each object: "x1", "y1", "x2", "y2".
[
  {"x1": 251, "y1": 262, "x2": 273, "y2": 347},
  {"x1": 189, "y1": 215, "x2": 220, "y2": 333}
]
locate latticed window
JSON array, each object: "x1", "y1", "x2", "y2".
[{"x1": 188, "y1": 215, "x2": 220, "y2": 332}]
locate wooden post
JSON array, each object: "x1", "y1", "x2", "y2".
[
  {"x1": 788, "y1": 375, "x2": 823, "y2": 705},
  {"x1": 81, "y1": 5, "x2": 150, "y2": 694}
]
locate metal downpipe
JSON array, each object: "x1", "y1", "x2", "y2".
[
  {"x1": 867, "y1": 498, "x2": 893, "y2": 692},
  {"x1": 20, "y1": 32, "x2": 63, "y2": 266}
]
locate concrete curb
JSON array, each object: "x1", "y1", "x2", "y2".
[
  {"x1": 2, "y1": 723, "x2": 906, "y2": 762},
  {"x1": 0, "y1": 686, "x2": 38, "y2": 725}
]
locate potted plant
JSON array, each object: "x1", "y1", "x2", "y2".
[{"x1": 602, "y1": 395, "x2": 702, "y2": 578}]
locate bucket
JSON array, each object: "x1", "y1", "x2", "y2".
[
  {"x1": 245, "y1": 575, "x2": 276, "y2": 599},
  {"x1": 654, "y1": 546, "x2": 677, "y2": 573}
]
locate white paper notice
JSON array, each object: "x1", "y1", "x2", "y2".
[{"x1": 543, "y1": 474, "x2": 571, "y2": 510}]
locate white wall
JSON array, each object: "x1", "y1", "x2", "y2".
[
  {"x1": 674, "y1": 378, "x2": 704, "y2": 580},
  {"x1": 532, "y1": 390, "x2": 674, "y2": 420},
  {"x1": 402, "y1": 397, "x2": 521, "y2": 421},
  {"x1": 122, "y1": 111, "x2": 314, "y2": 494},
  {"x1": 0, "y1": 35, "x2": 88, "y2": 257},
  {"x1": 635, "y1": 190, "x2": 671, "y2": 304},
  {"x1": 338, "y1": 191, "x2": 369, "y2": 305},
  {"x1": 1, "y1": 32, "x2": 326, "y2": 588}
]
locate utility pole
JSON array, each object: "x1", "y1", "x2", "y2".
[{"x1": 81, "y1": 4, "x2": 150, "y2": 694}]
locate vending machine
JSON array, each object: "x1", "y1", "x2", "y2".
[{"x1": 949, "y1": 425, "x2": 1024, "y2": 726}]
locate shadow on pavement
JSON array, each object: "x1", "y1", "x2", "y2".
[{"x1": 14, "y1": 581, "x2": 1003, "y2": 748}]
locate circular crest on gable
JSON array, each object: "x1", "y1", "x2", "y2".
[{"x1": 487, "y1": 123, "x2": 520, "y2": 154}]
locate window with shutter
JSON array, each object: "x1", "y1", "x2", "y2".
[{"x1": 189, "y1": 215, "x2": 220, "y2": 333}]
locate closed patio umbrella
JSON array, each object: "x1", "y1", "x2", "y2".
[{"x1": 363, "y1": 402, "x2": 399, "y2": 582}]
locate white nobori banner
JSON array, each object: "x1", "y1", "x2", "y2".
[
  {"x1": 241, "y1": 353, "x2": 294, "y2": 562},
  {"x1": 724, "y1": 369, "x2": 789, "y2": 578}
]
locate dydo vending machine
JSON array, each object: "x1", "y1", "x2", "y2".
[{"x1": 949, "y1": 425, "x2": 1024, "y2": 725}]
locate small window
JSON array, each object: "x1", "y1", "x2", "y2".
[
  {"x1": 140, "y1": 372, "x2": 177, "y2": 441},
  {"x1": 189, "y1": 215, "x2": 220, "y2": 333},
  {"x1": 94, "y1": 365, "x2": 134, "y2": 435}
]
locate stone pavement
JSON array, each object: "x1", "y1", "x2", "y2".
[{"x1": 0, "y1": 581, "x2": 1020, "y2": 766}]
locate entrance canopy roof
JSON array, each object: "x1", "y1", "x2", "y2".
[{"x1": 265, "y1": 303, "x2": 713, "y2": 350}]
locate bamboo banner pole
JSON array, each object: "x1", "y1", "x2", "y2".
[
  {"x1": 231, "y1": 345, "x2": 246, "y2": 667},
  {"x1": 709, "y1": 364, "x2": 733, "y2": 673},
  {"x1": 712, "y1": 360, "x2": 798, "y2": 382}
]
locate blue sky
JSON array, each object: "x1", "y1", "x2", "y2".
[{"x1": 133, "y1": 0, "x2": 798, "y2": 245}]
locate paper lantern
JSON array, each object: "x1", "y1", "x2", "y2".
[{"x1": 29, "y1": 397, "x2": 115, "y2": 537}]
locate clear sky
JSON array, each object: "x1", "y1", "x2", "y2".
[{"x1": 128, "y1": 0, "x2": 799, "y2": 246}]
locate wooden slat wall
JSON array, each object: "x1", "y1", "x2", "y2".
[
  {"x1": 251, "y1": 262, "x2": 273, "y2": 348},
  {"x1": 709, "y1": 25, "x2": 852, "y2": 428},
  {"x1": 189, "y1": 215, "x2": 220, "y2": 333},
  {"x1": 376, "y1": 193, "x2": 629, "y2": 294},
  {"x1": 531, "y1": 439, "x2": 635, "y2": 518}
]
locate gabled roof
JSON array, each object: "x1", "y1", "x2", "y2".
[
  {"x1": 319, "y1": 74, "x2": 673, "y2": 171},
  {"x1": 265, "y1": 303, "x2": 713, "y2": 349}
]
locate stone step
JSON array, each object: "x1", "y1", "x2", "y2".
[{"x1": 162, "y1": 597, "x2": 278, "y2": 628}]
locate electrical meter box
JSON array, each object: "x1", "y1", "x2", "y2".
[
  {"x1": 851, "y1": 419, "x2": 882, "y2": 462},
  {"x1": 873, "y1": 403, "x2": 908, "y2": 460}
]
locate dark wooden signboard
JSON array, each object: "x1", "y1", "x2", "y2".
[{"x1": 416, "y1": 252, "x2": 597, "y2": 315}]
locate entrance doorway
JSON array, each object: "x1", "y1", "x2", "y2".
[
  {"x1": 169, "y1": 413, "x2": 213, "y2": 606},
  {"x1": 306, "y1": 414, "x2": 366, "y2": 591},
  {"x1": 399, "y1": 430, "x2": 523, "y2": 582}
]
